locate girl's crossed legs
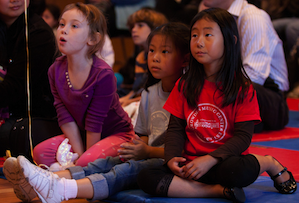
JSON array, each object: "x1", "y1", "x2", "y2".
[{"x1": 137, "y1": 154, "x2": 296, "y2": 202}]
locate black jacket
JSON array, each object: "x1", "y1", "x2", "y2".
[{"x1": 0, "y1": 12, "x2": 57, "y2": 118}]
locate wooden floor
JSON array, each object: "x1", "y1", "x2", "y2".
[{"x1": 0, "y1": 178, "x2": 106, "y2": 203}]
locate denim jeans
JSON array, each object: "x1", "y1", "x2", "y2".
[{"x1": 68, "y1": 156, "x2": 163, "y2": 201}]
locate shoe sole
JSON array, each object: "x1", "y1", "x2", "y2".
[{"x1": 3, "y1": 157, "x2": 37, "y2": 202}]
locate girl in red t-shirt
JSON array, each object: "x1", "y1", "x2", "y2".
[{"x1": 137, "y1": 8, "x2": 297, "y2": 202}]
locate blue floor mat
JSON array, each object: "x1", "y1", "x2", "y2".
[
  {"x1": 105, "y1": 176, "x2": 298, "y2": 203},
  {"x1": 286, "y1": 111, "x2": 299, "y2": 128},
  {"x1": 254, "y1": 138, "x2": 299, "y2": 151},
  {"x1": 0, "y1": 167, "x2": 5, "y2": 180}
]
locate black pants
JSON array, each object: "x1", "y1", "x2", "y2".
[
  {"x1": 0, "y1": 117, "x2": 61, "y2": 159},
  {"x1": 137, "y1": 154, "x2": 260, "y2": 197},
  {"x1": 253, "y1": 78, "x2": 289, "y2": 133},
  {"x1": 0, "y1": 118, "x2": 15, "y2": 156}
]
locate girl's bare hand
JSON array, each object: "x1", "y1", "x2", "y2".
[
  {"x1": 183, "y1": 155, "x2": 218, "y2": 180},
  {"x1": 118, "y1": 137, "x2": 149, "y2": 160},
  {"x1": 167, "y1": 157, "x2": 186, "y2": 178}
]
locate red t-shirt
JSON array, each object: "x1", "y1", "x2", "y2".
[{"x1": 164, "y1": 80, "x2": 261, "y2": 162}]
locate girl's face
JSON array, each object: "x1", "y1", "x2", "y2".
[
  {"x1": 56, "y1": 8, "x2": 93, "y2": 57},
  {"x1": 148, "y1": 34, "x2": 187, "y2": 90},
  {"x1": 131, "y1": 22, "x2": 151, "y2": 47},
  {"x1": 190, "y1": 18, "x2": 224, "y2": 77},
  {"x1": 0, "y1": 0, "x2": 29, "y2": 27},
  {"x1": 42, "y1": 8, "x2": 57, "y2": 29}
]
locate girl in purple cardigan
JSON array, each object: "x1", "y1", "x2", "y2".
[{"x1": 33, "y1": 3, "x2": 134, "y2": 168}]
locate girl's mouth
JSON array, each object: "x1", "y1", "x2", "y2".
[
  {"x1": 59, "y1": 37, "x2": 67, "y2": 45},
  {"x1": 151, "y1": 66, "x2": 160, "y2": 71},
  {"x1": 196, "y1": 51, "x2": 206, "y2": 56},
  {"x1": 60, "y1": 37, "x2": 67, "y2": 42},
  {"x1": 10, "y1": 6, "x2": 21, "y2": 10}
]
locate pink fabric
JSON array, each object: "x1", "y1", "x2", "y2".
[{"x1": 33, "y1": 130, "x2": 134, "y2": 167}]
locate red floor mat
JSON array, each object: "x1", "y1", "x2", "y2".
[
  {"x1": 287, "y1": 98, "x2": 299, "y2": 111},
  {"x1": 249, "y1": 145, "x2": 299, "y2": 182},
  {"x1": 252, "y1": 127, "x2": 299, "y2": 142},
  {"x1": 0, "y1": 157, "x2": 5, "y2": 168}
]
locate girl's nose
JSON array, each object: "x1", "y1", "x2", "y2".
[
  {"x1": 197, "y1": 37, "x2": 204, "y2": 48},
  {"x1": 153, "y1": 53, "x2": 160, "y2": 62},
  {"x1": 60, "y1": 28, "x2": 67, "y2": 35},
  {"x1": 131, "y1": 25, "x2": 137, "y2": 33},
  {"x1": 197, "y1": 41, "x2": 204, "y2": 48}
]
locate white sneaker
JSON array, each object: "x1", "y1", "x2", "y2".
[
  {"x1": 3, "y1": 157, "x2": 37, "y2": 202},
  {"x1": 17, "y1": 155, "x2": 65, "y2": 203}
]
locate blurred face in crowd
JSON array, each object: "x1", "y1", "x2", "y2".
[
  {"x1": 0, "y1": 0, "x2": 30, "y2": 27},
  {"x1": 42, "y1": 8, "x2": 58, "y2": 29},
  {"x1": 131, "y1": 22, "x2": 151, "y2": 48}
]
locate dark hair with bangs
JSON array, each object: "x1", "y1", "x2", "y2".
[
  {"x1": 144, "y1": 22, "x2": 190, "y2": 91},
  {"x1": 127, "y1": 7, "x2": 168, "y2": 31},
  {"x1": 179, "y1": 8, "x2": 253, "y2": 108},
  {"x1": 61, "y1": 2, "x2": 107, "y2": 58}
]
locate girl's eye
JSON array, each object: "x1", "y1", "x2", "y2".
[
  {"x1": 148, "y1": 48, "x2": 154, "y2": 53},
  {"x1": 162, "y1": 50, "x2": 169, "y2": 54},
  {"x1": 192, "y1": 34, "x2": 198, "y2": 38},
  {"x1": 205, "y1": 33, "x2": 212, "y2": 37},
  {"x1": 136, "y1": 23, "x2": 143, "y2": 28},
  {"x1": 72, "y1": 24, "x2": 78, "y2": 28},
  {"x1": 59, "y1": 23, "x2": 64, "y2": 27}
]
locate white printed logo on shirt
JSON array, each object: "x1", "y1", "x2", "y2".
[
  {"x1": 187, "y1": 103, "x2": 227, "y2": 143},
  {"x1": 149, "y1": 110, "x2": 169, "y2": 146}
]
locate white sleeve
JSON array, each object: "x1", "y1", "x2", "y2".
[
  {"x1": 239, "y1": 10, "x2": 272, "y2": 85},
  {"x1": 96, "y1": 34, "x2": 115, "y2": 68}
]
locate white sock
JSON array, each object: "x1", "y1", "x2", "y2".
[{"x1": 57, "y1": 178, "x2": 78, "y2": 200}]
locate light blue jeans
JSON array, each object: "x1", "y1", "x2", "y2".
[{"x1": 67, "y1": 156, "x2": 163, "y2": 201}]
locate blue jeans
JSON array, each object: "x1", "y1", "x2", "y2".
[{"x1": 67, "y1": 156, "x2": 163, "y2": 201}]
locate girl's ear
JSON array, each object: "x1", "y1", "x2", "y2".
[
  {"x1": 182, "y1": 53, "x2": 190, "y2": 67},
  {"x1": 88, "y1": 32, "x2": 101, "y2": 46},
  {"x1": 234, "y1": 35, "x2": 237, "y2": 45}
]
